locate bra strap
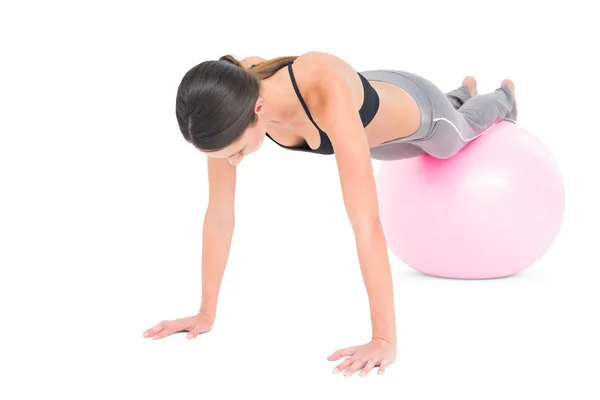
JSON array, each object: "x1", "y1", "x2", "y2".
[{"x1": 287, "y1": 62, "x2": 324, "y2": 132}]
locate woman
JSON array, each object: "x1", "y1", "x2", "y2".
[{"x1": 142, "y1": 51, "x2": 517, "y2": 376}]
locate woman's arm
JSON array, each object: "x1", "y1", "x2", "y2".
[
  {"x1": 293, "y1": 52, "x2": 397, "y2": 346},
  {"x1": 199, "y1": 156, "x2": 237, "y2": 321}
]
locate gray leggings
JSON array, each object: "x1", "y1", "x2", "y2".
[{"x1": 361, "y1": 70, "x2": 517, "y2": 160}]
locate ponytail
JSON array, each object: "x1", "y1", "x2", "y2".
[
  {"x1": 219, "y1": 54, "x2": 243, "y2": 68},
  {"x1": 219, "y1": 54, "x2": 299, "y2": 80}
]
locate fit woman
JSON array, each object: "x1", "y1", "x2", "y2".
[{"x1": 142, "y1": 51, "x2": 517, "y2": 377}]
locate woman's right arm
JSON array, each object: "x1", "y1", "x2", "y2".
[
  {"x1": 143, "y1": 157, "x2": 236, "y2": 340},
  {"x1": 198, "y1": 156, "x2": 237, "y2": 321},
  {"x1": 198, "y1": 55, "x2": 258, "y2": 320}
]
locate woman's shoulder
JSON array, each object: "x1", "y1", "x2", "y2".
[
  {"x1": 294, "y1": 51, "x2": 347, "y2": 68},
  {"x1": 293, "y1": 51, "x2": 356, "y2": 81},
  {"x1": 290, "y1": 51, "x2": 359, "y2": 101},
  {"x1": 238, "y1": 51, "x2": 349, "y2": 72}
]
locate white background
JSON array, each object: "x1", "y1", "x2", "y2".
[{"x1": 2, "y1": 0, "x2": 599, "y2": 398}]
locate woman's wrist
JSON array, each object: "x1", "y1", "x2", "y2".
[
  {"x1": 372, "y1": 334, "x2": 397, "y2": 347},
  {"x1": 355, "y1": 223, "x2": 397, "y2": 348},
  {"x1": 371, "y1": 315, "x2": 397, "y2": 346},
  {"x1": 199, "y1": 297, "x2": 218, "y2": 322}
]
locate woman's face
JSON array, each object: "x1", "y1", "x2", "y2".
[{"x1": 202, "y1": 98, "x2": 267, "y2": 166}]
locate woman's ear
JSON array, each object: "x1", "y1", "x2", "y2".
[{"x1": 254, "y1": 97, "x2": 265, "y2": 114}]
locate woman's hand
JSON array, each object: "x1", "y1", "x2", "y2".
[
  {"x1": 327, "y1": 338, "x2": 396, "y2": 376},
  {"x1": 142, "y1": 312, "x2": 214, "y2": 340}
]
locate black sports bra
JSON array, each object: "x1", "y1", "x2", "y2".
[{"x1": 262, "y1": 61, "x2": 380, "y2": 155}]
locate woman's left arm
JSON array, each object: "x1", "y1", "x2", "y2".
[
  {"x1": 295, "y1": 52, "x2": 397, "y2": 375},
  {"x1": 320, "y1": 78, "x2": 397, "y2": 346}
]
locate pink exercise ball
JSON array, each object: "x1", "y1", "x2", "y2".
[{"x1": 376, "y1": 121, "x2": 565, "y2": 279}]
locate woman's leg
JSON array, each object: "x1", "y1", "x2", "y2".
[
  {"x1": 443, "y1": 81, "x2": 517, "y2": 135},
  {"x1": 365, "y1": 69, "x2": 516, "y2": 160},
  {"x1": 419, "y1": 80, "x2": 517, "y2": 159},
  {"x1": 445, "y1": 76, "x2": 478, "y2": 109}
]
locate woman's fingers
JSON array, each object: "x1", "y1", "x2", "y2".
[
  {"x1": 333, "y1": 357, "x2": 355, "y2": 374},
  {"x1": 344, "y1": 359, "x2": 368, "y2": 376},
  {"x1": 378, "y1": 359, "x2": 391, "y2": 374},
  {"x1": 360, "y1": 360, "x2": 377, "y2": 377},
  {"x1": 151, "y1": 326, "x2": 173, "y2": 339},
  {"x1": 144, "y1": 315, "x2": 210, "y2": 340},
  {"x1": 327, "y1": 346, "x2": 357, "y2": 361},
  {"x1": 143, "y1": 322, "x2": 165, "y2": 338},
  {"x1": 143, "y1": 321, "x2": 182, "y2": 340},
  {"x1": 186, "y1": 325, "x2": 204, "y2": 339}
]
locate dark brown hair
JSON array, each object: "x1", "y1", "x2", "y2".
[{"x1": 175, "y1": 54, "x2": 297, "y2": 152}]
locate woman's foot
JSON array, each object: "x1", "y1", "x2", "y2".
[
  {"x1": 501, "y1": 78, "x2": 518, "y2": 122},
  {"x1": 462, "y1": 76, "x2": 478, "y2": 97}
]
